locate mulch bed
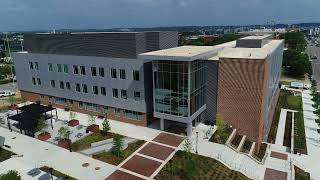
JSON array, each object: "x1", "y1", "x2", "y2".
[
  {"x1": 152, "y1": 133, "x2": 184, "y2": 147},
  {"x1": 138, "y1": 142, "x2": 175, "y2": 161},
  {"x1": 231, "y1": 134, "x2": 243, "y2": 148},
  {"x1": 241, "y1": 139, "x2": 253, "y2": 153},
  {"x1": 58, "y1": 139, "x2": 72, "y2": 149},
  {"x1": 86, "y1": 124, "x2": 100, "y2": 133},
  {"x1": 68, "y1": 119, "x2": 79, "y2": 127},
  {"x1": 283, "y1": 111, "x2": 292, "y2": 148},
  {"x1": 270, "y1": 151, "x2": 288, "y2": 160},
  {"x1": 121, "y1": 155, "x2": 161, "y2": 177},
  {"x1": 106, "y1": 170, "x2": 144, "y2": 180},
  {"x1": 264, "y1": 168, "x2": 287, "y2": 180},
  {"x1": 253, "y1": 143, "x2": 267, "y2": 162},
  {"x1": 38, "y1": 132, "x2": 51, "y2": 141}
]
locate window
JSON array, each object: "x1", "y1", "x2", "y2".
[
  {"x1": 73, "y1": 65, "x2": 79, "y2": 74},
  {"x1": 99, "y1": 67, "x2": 105, "y2": 77},
  {"x1": 111, "y1": 68, "x2": 117, "y2": 78},
  {"x1": 133, "y1": 70, "x2": 140, "y2": 81},
  {"x1": 76, "y1": 83, "x2": 81, "y2": 92},
  {"x1": 120, "y1": 69, "x2": 126, "y2": 79},
  {"x1": 34, "y1": 62, "x2": 39, "y2": 70},
  {"x1": 91, "y1": 67, "x2": 97, "y2": 76},
  {"x1": 55, "y1": 97, "x2": 67, "y2": 105},
  {"x1": 112, "y1": 89, "x2": 118, "y2": 98},
  {"x1": 121, "y1": 90, "x2": 127, "y2": 99},
  {"x1": 32, "y1": 77, "x2": 36, "y2": 85},
  {"x1": 80, "y1": 66, "x2": 86, "y2": 75},
  {"x1": 37, "y1": 78, "x2": 41, "y2": 85},
  {"x1": 134, "y1": 91, "x2": 141, "y2": 101},
  {"x1": 124, "y1": 110, "x2": 142, "y2": 120},
  {"x1": 66, "y1": 82, "x2": 71, "y2": 90},
  {"x1": 59, "y1": 81, "x2": 64, "y2": 89},
  {"x1": 101, "y1": 87, "x2": 106, "y2": 96},
  {"x1": 50, "y1": 80, "x2": 55, "y2": 88},
  {"x1": 93, "y1": 86, "x2": 99, "y2": 95},
  {"x1": 82, "y1": 84, "x2": 88, "y2": 93},
  {"x1": 79, "y1": 101, "x2": 83, "y2": 108},
  {"x1": 114, "y1": 108, "x2": 121, "y2": 117},
  {"x1": 63, "y1": 64, "x2": 69, "y2": 73},
  {"x1": 48, "y1": 63, "x2": 54, "y2": 71},
  {"x1": 57, "y1": 64, "x2": 62, "y2": 72},
  {"x1": 84, "y1": 103, "x2": 100, "y2": 112},
  {"x1": 29, "y1": 62, "x2": 34, "y2": 70}
]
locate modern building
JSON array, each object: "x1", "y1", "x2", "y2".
[{"x1": 13, "y1": 33, "x2": 284, "y2": 145}]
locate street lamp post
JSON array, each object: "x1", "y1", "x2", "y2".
[{"x1": 196, "y1": 131, "x2": 199, "y2": 154}]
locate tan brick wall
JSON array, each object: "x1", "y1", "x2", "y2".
[
  {"x1": 20, "y1": 90, "x2": 149, "y2": 127},
  {"x1": 217, "y1": 58, "x2": 267, "y2": 143}
]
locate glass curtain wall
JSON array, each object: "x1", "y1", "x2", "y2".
[
  {"x1": 153, "y1": 61, "x2": 189, "y2": 117},
  {"x1": 190, "y1": 60, "x2": 206, "y2": 115}
]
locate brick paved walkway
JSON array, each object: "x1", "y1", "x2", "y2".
[
  {"x1": 264, "y1": 168, "x2": 287, "y2": 180},
  {"x1": 106, "y1": 133, "x2": 184, "y2": 179}
]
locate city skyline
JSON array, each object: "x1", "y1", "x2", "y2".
[{"x1": 1, "y1": 0, "x2": 320, "y2": 31}]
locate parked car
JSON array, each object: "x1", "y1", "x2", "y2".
[
  {"x1": 311, "y1": 55, "x2": 318, "y2": 60},
  {"x1": 0, "y1": 91, "x2": 15, "y2": 97}
]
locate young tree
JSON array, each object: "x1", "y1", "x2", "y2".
[
  {"x1": 216, "y1": 114, "x2": 225, "y2": 132},
  {"x1": 101, "y1": 119, "x2": 111, "y2": 135},
  {"x1": 87, "y1": 115, "x2": 96, "y2": 126},
  {"x1": 36, "y1": 117, "x2": 48, "y2": 133},
  {"x1": 111, "y1": 134, "x2": 124, "y2": 157},
  {"x1": 69, "y1": 111, "x2": 76, "y2": 121},
  {"x1": 182, "y1": 138, "x2": 197, "y2": 178},
  {"x1": 58, "y1": 127, "x2": 70, "y2": 140}
]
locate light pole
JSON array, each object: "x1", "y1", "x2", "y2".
[{"x1": 196, "y1": 131, "x2": 199, "y2": 154}]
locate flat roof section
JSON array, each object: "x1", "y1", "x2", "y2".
[{"x1": 139, "y1": 40, "x2": 236, "y2": 61}]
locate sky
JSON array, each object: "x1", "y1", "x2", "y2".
[{"x1": 0, "y1": 0, "x2": 319, "y2": 31}]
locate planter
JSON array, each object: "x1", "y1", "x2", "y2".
[
  {"x1": 38, "y1": 132, "x2": 51, "y2": 141},
  {"x1": 68, "y1": 119, "x2": 79, "y2": 127},
  {"x1": 58, "y1": 139, "x2": 71, "y2": 149},
  {"x1": 10, "y1": 104, "x2": 18, "y2": 110},
  {"x1": 86, "y1": 124, "x2": 100, "y2": 133}
]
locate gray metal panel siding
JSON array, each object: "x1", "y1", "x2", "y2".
[
  {"x1": 24, "y1": 33, "x2": 139, "y2": 59},
  {"x1": 159, "y1": 31, "x2": 179, "y2": 50},
  {"x1": 12, "y1": 52, "x2": 147, "y2": 113},
  {"x1": 145, "y1": 32, "x2": 160, "y2": 52},
  {"x1": 206, "y1": 60, "x2": 218, "y2": 124},
  {"x1": 143, "y1": 62, "x2": 154, "y2": 113}
]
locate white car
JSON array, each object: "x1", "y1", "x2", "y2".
[{"x1": 0, "y1": 91, "x2": 15, "y2": 97}]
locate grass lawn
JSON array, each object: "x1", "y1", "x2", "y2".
[
  {"x1": 253, "y1": 143, "x2": 267, "y2": 162},
  {"x1": 209, "y1": 125, "x2": 233, "y2": 144},
  {"x1": 0, "y1": 147, "x2": 15, "y2": 162},
  {"x1": 155, "y1": 151, "x2": 250, "y2": 180},
  {"x1": 40, "y1": 166, "x2": 77, "y2": 180},
  {"x1": 241, "y1": 139, "x2": 253, "y2": 153},
  {"x1": 294, "y1": 111, "x2": 308, "y2": 154},
  {"x1": 70, "y1": 132, "x2": 117, "y2": 152},
  {"x1": 294, "y1": 166, "x2": 310, "y2": 180},
  {"x1": 283, "y1": 111, "x2": 292, "y2": 148},
  {"x1": 92, "y1": 140, "x2": 145, "y2": 165},
  {"x1": 280, "y1": 80, "x2": 291, "y2": 86},
  {"x1": 231, "y1": 134, "x2": 243, "y2": 148},
  {"x1": 268, "y1": 90, "x2": 303, "y2": 143}
]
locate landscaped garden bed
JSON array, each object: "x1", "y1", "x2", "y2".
[
  {"x1": 253, "y1": 143, "x2": 267, "y2": 162},
  {"x1": 0, "y1": 147, "x2": 15, "y2": 162},
  {"x1": 40, "y1": 166, "x2": 78, "y2": 180},
  {"x1": 68, "y1": 119, "x2": 79, "y2": 127},
  {"x1": 231, "y1": 134, "x2": 243, "y2": 149},
  {"x1": 241, "y1": 139, "x2": 253, "y2": 153},
  {"x1": 92, "y1": 140, "x2": 145, "y2": 165},
  {"x1": 70, "y1": 132, "x2": 116, "y2": 152},
  {"x1": 58, "y1": 139, "x2": 72, "y2": 149},
  {"x1": 294, "y1": 166, "x2": 310, "y2": 180},
  {"x1": 155, "y1": 150, "x2": 250, "y2": 180},
  {"x1": 294, "y1": 111, "x2": 308, "y2": 154},
  {"x1": 209, "y1": 125, "x2": 233, "y2": 144},
  {"x1": 283, "y1": 111, "x2": 292, "y2": 148}
]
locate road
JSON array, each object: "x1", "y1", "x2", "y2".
[{"x1": 306, "y1": 38, "x2": 320, "y2": 90}]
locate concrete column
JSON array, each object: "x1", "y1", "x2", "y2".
[
  {"x1": 160, "y1": 118, "x2": 164, "y2": 131},
  {"x1": 187, "y1": 122, "x2": 192, "y2": 136}
]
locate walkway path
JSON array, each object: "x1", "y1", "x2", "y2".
[
  {"x1": 275, "y1": 109, "x2": 297, "y2": 146},
  {"x1": 106, "y1": 133, "x2": 184, "y2": 180},
  {"x1": 0, "y1": 127, "x2": 116, "y2": 180}
]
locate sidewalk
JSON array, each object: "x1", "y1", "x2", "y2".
[{"x1": 0, "y1": 127, "x2": 116, "y2": 180}]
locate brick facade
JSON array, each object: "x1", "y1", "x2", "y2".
[
  {"x1": 217, "y1": 58, "x2": 267, "y2": 144},
  {"x1": 20, "y1": 90, "x2": 149, "y2": 127}
]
